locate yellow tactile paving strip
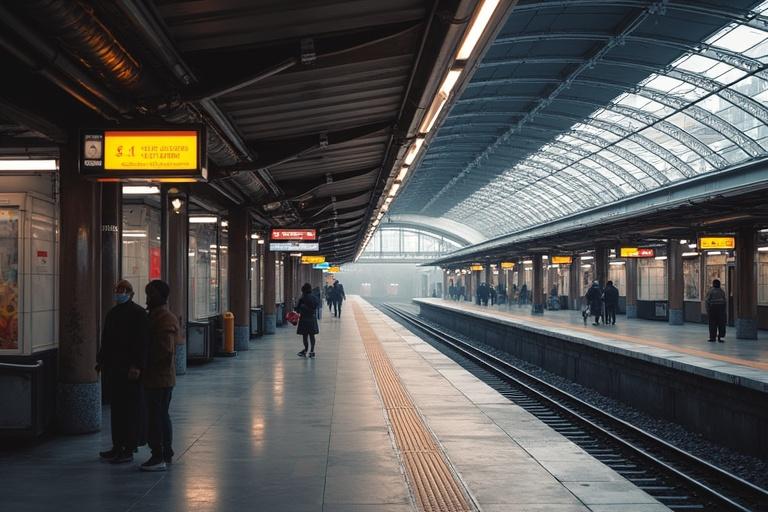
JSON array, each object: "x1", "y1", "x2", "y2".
[{"x1": 352, "y1": 301, "x2": 474, "y2": 512}]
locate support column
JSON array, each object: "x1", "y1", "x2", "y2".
[
  {"x1": 284, "y1": 256, "x2": 294, "y2": 313},
  {"x1": 484, "y1": 265, "x2": 491, "y2": 287},
  {"x1": 263, "y1": 249, "x2": 276, "y2": 334},
  {"x1": 532, "y1": 254, "x2": 544, "y2": 314},
  {"x1": 161, "y1": 186, "x2": 188, "y2": 374},
  {"x1": 626, "y1": 258, "x2": 638, "y2": 318},
  {"x1": 668, "y1": 241, "x2": 684, "y2": 325},
  {"x1": 595, "y1": 246, "x2": 609, "y2": 287},
  {"x1": 736, "y1": 227, "x2": 758, "y2": 339},
  {"x1": 100, "y1": 184, "x2": 121, "y2": 335},
  {"x1": 58, "y1": 137, "x2": 101, "y2": 433},
  {"x1": 228, "y1": 208, "x2": 250, "y2": 350},
  {"x1": 569, "y1": 258, "x2": 580, "y2": 310}
]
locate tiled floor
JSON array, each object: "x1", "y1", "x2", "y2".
[
  {"x1": 415, "y1": 298, "x2": 768, "y2": 391},
  {"x1": 1, "y1": 297, "x2": 668, "y2": 512}
]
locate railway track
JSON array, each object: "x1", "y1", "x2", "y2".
[{"x1": 380, "y1": 303, "x2": 768, "y2": 512}]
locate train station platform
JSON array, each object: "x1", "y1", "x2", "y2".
[
  {"x1": 414, "y1": 298, "x2": 768, "y2": 392},
  {"x1": 0, "y1": 296, "x2": 667, "y2": 512}
]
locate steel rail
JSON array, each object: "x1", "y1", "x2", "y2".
[{"x1": 382, "y1": 303, "x2": 768, "y2": 512}]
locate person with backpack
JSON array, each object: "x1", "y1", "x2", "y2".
[
  {"x1": 296, "y1": 283, "x2": 320, "y2": 357},
  {"x1": 705, "y1": 279, "x2": 727, "y2": 342}
]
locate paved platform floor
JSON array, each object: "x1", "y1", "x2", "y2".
[
  {"x1": 0, "y1": 297, "x2": 667, "y2": 512},
  {"x1": 415, "y1": 298, "x2": 768, "y2": 391}
]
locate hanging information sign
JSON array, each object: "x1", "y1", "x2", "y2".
[
  {"x1": 301, "y1": 255, "x2": 325, "y2": 264},
  {"x1": 619, "y1": 247, "x2": 655, "y2": 258},
  {"x1": 312, "y1": 262, "x2": 330, "y2": 269},
  {"x1": 698, "y1": 236, "x2": 735, "y2": 250},
  {"x1": 270, "y1": 228, "x2": 316, "y2": 241},
  {"x1": 270, "y1": 242, "x2": 319, "y2": 252},
  {"x1": 469, "y1": 264, "x2": 484, "y2": 271},
  {"x1": 500, "y1": 262, "x2": 515, "y2": 269},
  {"x1": 550, "y1": 256, "x2": 573, "y2": 265}
]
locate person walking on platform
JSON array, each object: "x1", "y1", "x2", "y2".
[
  {"x1": 478, "y1": 283, "x2": 490, "y2": 306},
  {"x1": 518, "y1": 283, "x2": 528, "y2": 307},
  {"x1": 141, "y1": 280, "x2": 179, "y2": 472},
  {"x1": 96, "y1": 280, "x2": 150, "y2": 464},
  {"x1": 296, "y1": 283, "x2": 320, "y2": 358},
  {"x1": 331, "y1": 280, "x2": 346, "y2": 317},
  {"x1": 324, "y1": 284, "x2": 333, "y2": 313},
  {"x1": 603, "y1": 280, "x2": 619, "y2": 325},
  {"x1": 489, "y1": 285, "x2": 497, "y2": 305},
  {"x1": 705, "y1": 279, "x2": 727, "y2": 342},
  {"x1": 585, "y1": 280, "x2": 603, "y2": 326}
]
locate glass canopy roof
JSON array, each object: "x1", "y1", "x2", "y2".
[{"x1": 392, "y1": 0, "x2": 768, "y2": 239}]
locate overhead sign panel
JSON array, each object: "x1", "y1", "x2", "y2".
[
  {"x1": 312, "y1": 262, "x2": 330, "y2": 269},
  {"x1": 699, "y1": 236, "x2": 735, "y2": 250},
  {"x1": 500, "y1": 261, "x2": 515, "y2": 269},
  {"x1": 270, "y1": 242, "x2": 319, "y2": 252},
  {"x1": 550, "y1": 256, "x2": 573, "y2": 265},
  {"x1": 301, "y1": 255, "x2": 325, "y2": 264},
  {"x1": 323, "y1": 266, "x2": 341, "y2": 273},
  {"x1": 270, "y1": 228, "x2": 316, "y2": 241},
  {"x1": 469, "y1": 264, "x2": 484, "y2": 271},
  {"x1": 79, "y1": 126, "x2": 206, "y2": 180},
  {"x1": 619, "y1": 247, "x2": 655, "y2": 258}
]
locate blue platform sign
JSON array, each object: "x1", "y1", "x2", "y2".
[{"x1": 312, "y1": 262, "x2": 330, "y2": 269}]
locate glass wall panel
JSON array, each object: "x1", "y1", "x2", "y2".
[
  {"x1": 758, "y1": 251, "x2": 768, "y2": 306},
  {"x1": 638, "y1": 259, "x2": 667, "y2": 300},
  {"x1": 705, "y1": 253, "x2": 728, "y2": 292},
  {"x1": 0, "y1": 208, "x2": 19, "y2": 350},
  {"x1": 122, "y1": 204, "x2": 161, "y2": 308},
  {"x1": 608, "y1": 263, "x2": 626, "y2": 295},
  {"x1": 188, "y1": 222, "x2": 219, "y2": 320},
  {"x1": 683, "y1": 257, "x2": 701, "y2": 300}
]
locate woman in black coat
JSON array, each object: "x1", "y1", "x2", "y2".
[{"x1": 296, "y1": 282, "x2": 320, "y2": 358}]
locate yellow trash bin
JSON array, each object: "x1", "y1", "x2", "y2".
[{"x1": 223, "y1": 312, "x2": 235, "y2": 355}]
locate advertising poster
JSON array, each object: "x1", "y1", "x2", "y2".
[{"x1": 0, "y1": 208, "x2": 19, "y2": 350}]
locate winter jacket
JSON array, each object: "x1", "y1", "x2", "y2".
[
  {"x1": 585, "y1": 285, "x2": 603, "y2": 310},
  {"x1": 705, "y1": 287, "x2": 727, "y2": 309},
  {"x1": 296, "y1": 293, "x2": 319, "y2": 335},
  {"x1": 143, "y1": 305, "x2": 179, "y2": 388},
  {"x1": 602, "y1": 284, "x2": 619, "y2": 307},
  {"x1": 98, "y1": 300, "x2": 150, "y2": 374}
]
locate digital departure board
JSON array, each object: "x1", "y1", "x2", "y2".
[{"x1": 79, "y1": 126, "x2": 207, "y2": 181}]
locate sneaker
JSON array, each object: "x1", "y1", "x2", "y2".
[
  {"x1": 309, "y1": 352, "x2": 315, "y2": 358},
  {"x1": 163, "y1": 456, "x2": 173, "y2": 465},
  {"x1": 110, "y1": 450, "x2": 134, "y2": 464},
  {"x1": 297, "y1": 350, "x2": 307, "y2": 357},
  {"x1": 707, "y1": 339, "x2": 715, "y2": 342},
  {"x1": 140, "y1": 456, "x2": 167, "y2": 472},
  {"x1": 99, "y1": 448, "x2": 119, "y2": 460},
  {"x1": 718, "y1": 338, "x2": 724, "y2": 343}
]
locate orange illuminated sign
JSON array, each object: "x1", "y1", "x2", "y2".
[
  {"x1": 620, "y1": 247, "x2": 655, "y2": 258},
  {"x1": 300, "y1": 255, "x2": 325, "y2": 264},
  {"x1": 550, "y1": 256, "x2": 573, "y2": 265},
  {"x1": 698, "y1": 237, "x2": 735, "y2": 250},
  {"x1": 469, "y1": 264, "x2": 484, "y2": 271},
  {"x1": 500, "y1": 262, "x2": 515, "y2": 269}
]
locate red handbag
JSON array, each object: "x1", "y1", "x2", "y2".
[{"x1": 286, "y1": 311, "x2": 300, "y2": 326}]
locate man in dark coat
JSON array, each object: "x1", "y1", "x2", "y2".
[
  {"x1": 96, "y1": 279, "x2": 150, "y2": 463},
  {"x1": 585, "y1": 280, "x2": 603, "y2": 326},
  {"x1": 331, "y1": 280, "x2": 346, "y2": 317},
  {"x1": 705, "y1": 279, "x2": 727, "y2": 342},
  {"x1": 603, "y1": 280, "x2": 619, "y2": 325},
  {"x1": 140, "y1": 280, "x2": 179, "y2": 472},
  {"x1": 296, "y1": 283, "x2": 320, "y2": 357},
  {"x1": 478, "y1": 283, "x2": 490, "y2": 306}
]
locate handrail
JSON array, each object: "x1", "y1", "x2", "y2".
[{"x1": 0, "y1": 360, "x2": 43, "y2": 369}]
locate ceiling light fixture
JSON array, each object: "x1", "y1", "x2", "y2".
[
  {"x1": 123, "y1": 186, "x2": 160, "y2": 195},
  {"x1": 189, "y1": 216, "x2": 218, "y2": 224},
  {"x1": 0, "y1": 159, "x2": 58, "y2": 171},
  {"x1": 456, "y1": 0, "x2": 501, "y2": 60}
]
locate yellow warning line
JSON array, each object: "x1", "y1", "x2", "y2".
[{"x1": 352, "y1": 301, "x2": 474, "y2": 512}]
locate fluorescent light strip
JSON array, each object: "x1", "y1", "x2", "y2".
[
  {"x1": 404, "y1": 137, "x2": 425, "y2": 165},
  {"x1": 456, "y1": 0, "x2": 501, "y2": 60},
  {"x1": 123, "y1": 186, "x2": 160, "y2": 195},
  {"x1": 189, "y1": 216, "x2": 218, "y2": 224},
  {"x1": 0, "y1": 159, "x2": 58, "y2": 171}
]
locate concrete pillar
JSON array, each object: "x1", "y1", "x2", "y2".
[
  {"x1": 58, "y1": 137, "x2": 101, "y2": 433},
  {"x1": 736, "y1": 227, "x2": 758, "y2": 339},
  {"x1": 284, "y1": 256, "x2": 294, "y2": 313},
  {"x1": 100, "y1": 184, "x2": 121, "y2": 332},
  {"x1": 569, "y1": 259, "x2": 580, "y2": 310},
  {"x1": 162, "y1": 187, "x2": 188, "y2": 372},
  {"x1": 161, "y1": 186, "x2": 188, "y2": 375},
  {"x1": 532, "y1": 255, "x2": 544, "y2": 314},
  {"x1": 263, "y1": 249, "x2": 276, "y2": 334},
  {"x1": 668, "y1": 241, "x2": 684, "y2": 325},
  {"x1": 626, "y1": 258, "x2": 638, "y2": 318},
  {"x1": 595, "y1": 246, "x2": 609, "y2": 287},
  {"x1": 228, "y1": 208, "x2": 250, "y2": 350}
]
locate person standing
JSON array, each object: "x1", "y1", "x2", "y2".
[
  {"x1": 324, "y1": 284, "x2": 333, "y2": 313},
  {"x1": 96, "y1": 280, "x2": 150, "y2": 463},
  {"x1": 705, "y1": 279, "x2": 727, "y2": 342},
  {"x1": 141, "y1": 280, "x2": 179, "y2": 472},
  {"x1": 331, "y1": 280, "x2": 346, "y2": 317},
  {"x1": 518, "y1": 283, "x2": 528, "y2": 307},
  {"x1": 585, "y1": 280, "x2": 603, "y2": 326},
  {"x1": 603, "y1": 280, "x2": 619, "y2": 325},
  {"x1": 296, "y1": 283, "x2": 320, "y2": 358},
  {"x1": 311, "y1": 286, "x2": 322, "y2": 320}
]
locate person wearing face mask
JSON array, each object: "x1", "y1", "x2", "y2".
[
  {"x1": 140, "y1": 280, "x2": 180, "y2": 472},
  {"x1": 96, "y1": 280, "x2": 150, "y2": 463}
]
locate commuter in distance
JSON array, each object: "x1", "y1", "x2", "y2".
[
  {"x1": 96, "y1": 280, "x2": 150, "y2": 464},
  {"x1": 602, "y1": 280, "x2": 619, "y2": 325},
  {"x1": 585, "y1": 280, "x2": 604, "y2": 326},
  {"x1": 296, "y1": 283, "x2": 320, "y2": 358},
  {"x1": 330, "y1": 280, "x2": 346, "y2": 317},
  {"x1": 705, "y1": 279, "x2": 727, "y2": 343}
]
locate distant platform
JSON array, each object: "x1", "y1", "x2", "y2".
[
  {"x1": 0, "y1": 297, "x2": 667, "y2": 511},
  {"x1": 414, "y1": 298, "x2": 768, "y2": 393}
]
